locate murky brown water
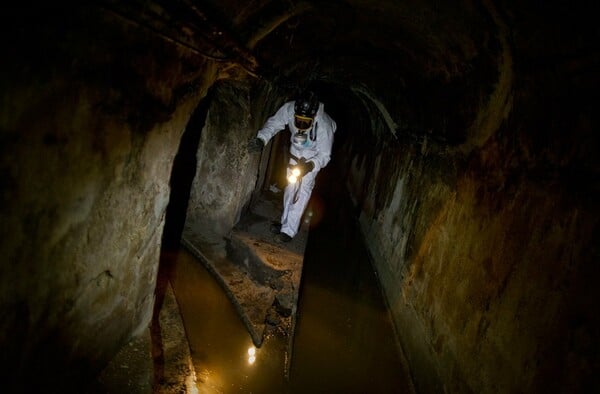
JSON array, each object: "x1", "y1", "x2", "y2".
[
  {"x1": 169, "y1": 166, "x2": 412, "y2": 393},
  {"x1": 170, "y1": 249, "x2": 287, "y2": 393},
  {"x1": 170, "y1": 223, "x2": 412, "y2": 393},
  {"x1": 287, "y1": 197, "x2": 413, "y2": 394}
]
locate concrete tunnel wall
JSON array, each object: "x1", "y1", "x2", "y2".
[
  {"x1": 183, "y1": 80, "x2": 283, "y2": 245},
  {"x1": 1, "y1": 3, "x2": 598, "y2": 394},
  {"x1": 343, "y1": 110, "x2": 598, "y2": 393},
  {"x1": 338, "y1": 30, "x2": 598, "y2": 394},
  {"x1": 1, "y1": 6, "x2": 219, "y2": 390}
]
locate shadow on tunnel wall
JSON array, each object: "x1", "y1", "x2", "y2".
[
  {"x1": 161, "y1": 92, "x2": 213, "y2": 252},
  {"x1": 150, "y1": 90, "x2": 212, "y2": 386}
]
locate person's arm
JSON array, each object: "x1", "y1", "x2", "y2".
[{"x1": 256, "y1": 102, "x2": 294, "y2": 144}]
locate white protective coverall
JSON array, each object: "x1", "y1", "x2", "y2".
[{"x1": 256, "y1": 101, "x2": 336, "y2": 238}]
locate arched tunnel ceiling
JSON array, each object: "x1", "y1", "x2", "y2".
[
  {"x1": 196, "y1": 0, "x2": 504, "y2": 147},
  {"x1": 102, "y1": 0, "x2": 505, "y2": 146},
  {"x1": 74, "y1": 0, "x2": 598, "y2": 148},
  {"x1": 211, "y1": 0, "x2": 492, "y2": 82},
  {"x1": 202, "y1": 0, "x2": 502, "y2": 149}
]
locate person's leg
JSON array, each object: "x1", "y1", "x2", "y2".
[
  {"x1": 279, "y1": 172, "x2": 295, "y2": 233},
  {"x1": 280, "y1": 171, "x2": 316, "y2": 238}
]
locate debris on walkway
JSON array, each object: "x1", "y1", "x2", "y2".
[{"x1": 182, "y1": 192, "x2": 307, "y2": 356}]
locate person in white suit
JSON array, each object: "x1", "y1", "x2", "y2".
[{"x1": 248, "y1": 90, "x2": 337, "y2": 242}]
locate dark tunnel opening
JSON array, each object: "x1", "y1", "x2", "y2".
[
  {"x1": 150, "y1": 90, "x2": 212, "y2": 388},
  {"x1": 161, "y1": 95, "x2": 210, "y2": 252}
]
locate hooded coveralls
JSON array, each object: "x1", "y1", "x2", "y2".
[{"x1": 256, "y1": 101, "x2": 336, "y2": 238}]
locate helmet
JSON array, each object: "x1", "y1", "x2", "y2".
[
  {"x1": 294, "y1": 91, "x2": 319, "y2": 117},
  {"x1": 294, "y1": 91, "x2": 319, "y2": 130}
]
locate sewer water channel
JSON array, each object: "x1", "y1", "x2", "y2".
[
  {"x1": 169, "y1": 164, "x2": 413, "y2": 393},
  {"x1": 169, "y1": 202, "x2": 413, "y2": 393}
]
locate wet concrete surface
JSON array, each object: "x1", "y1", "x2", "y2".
[
  {"x1": 181, "y1": 192, "x2": 307, "y2": 350},
  {"x1": 87, "y1": 328, "x2": 153, "y2": 393}
]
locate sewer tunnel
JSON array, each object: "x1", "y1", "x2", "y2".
[{"x1": 1, "y1": 2, "x2": 598, "y2": 393}]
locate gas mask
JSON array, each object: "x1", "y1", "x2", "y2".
[
  {"x1": 293, "y1": 113, "x2": 314, "y2": 131},
  {"x1": 293, "y1": 129, "x2": 308, "y2": 145},
  {"x1": 293, "y1": 112, "x2": 313, "y2": 145}
]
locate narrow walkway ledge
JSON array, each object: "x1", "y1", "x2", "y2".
[
  {"x1": 181, "y1": 192, "x2": 308, "y2": 355},
  {"x1": 87, "y1": 281, "x2": 196, "y2": 394}
]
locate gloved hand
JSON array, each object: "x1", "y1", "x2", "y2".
[
  {"x1": 247, "y1": 137, "x2": 264, "y2": 153},
  {"x1": 296, "y1": 159, "x2": 315, "y2": 176}
]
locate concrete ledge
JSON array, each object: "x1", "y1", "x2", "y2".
[
  {"x1": 88, "y1": 282, "x2": 195, "y2": 394},
  {"x1": 181, "y1": 193, "x2": 307, "y2": 355}
]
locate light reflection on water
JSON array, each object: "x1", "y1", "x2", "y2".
[
  {"x1": 170, "y1": 249, "x2": 287, "y2": 393},
  {"x1": 170, "y1": 245, "x2": 412, "y2": 393}
]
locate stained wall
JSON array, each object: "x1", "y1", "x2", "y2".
[{"x1": 0, "y1": 6, "x2": 217, "y2": 390}]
